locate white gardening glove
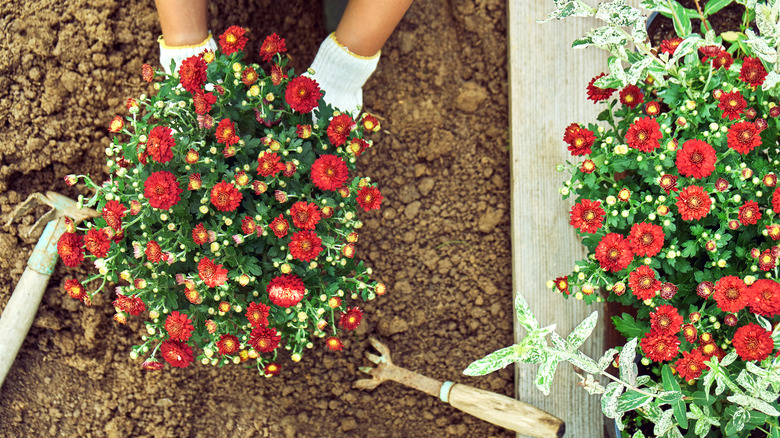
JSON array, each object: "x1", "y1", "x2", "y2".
[
  {"x1": 158, "y1": 33, "x2": 218, "y2": 75},
  {"x1": 306, "y1": 33, "x2": 380, "y2": 119}
]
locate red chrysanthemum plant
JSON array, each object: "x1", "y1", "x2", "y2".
[
  {"x1": 469, "y1": 2, "x2": 780, "y2": 437},
  {"x1": 57, "y1": 29, "x2": 387, "y2": 376}
]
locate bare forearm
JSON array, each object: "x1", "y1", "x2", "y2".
[
  {"x1": 154, "y1": 0, "x2": 209, "y2": 46},
  {"x1": 335, "y1": 0, "x2": 414, "y2": 56}
]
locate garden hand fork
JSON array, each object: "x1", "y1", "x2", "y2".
[
  {"x1": 0, "y1": 191, "x2": 99, "y2": 390},
  {"x1": 354, "y1": 337, "x2": 565, "y2": 438}
]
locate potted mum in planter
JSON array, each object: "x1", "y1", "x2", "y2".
[
  {"x1": 58, "y1": 28, "x2": 385, "y2": 375},
  {"x1": 467, "y1": 1, "x2": 780, "y2": 437}
]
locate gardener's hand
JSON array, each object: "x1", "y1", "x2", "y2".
[{"x1": 158, "y1": 33, "x2": 218, "y2": 75}]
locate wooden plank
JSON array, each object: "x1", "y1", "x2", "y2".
[{"x1": 508, "y1": 3, "x2": 609, "y2": 437}]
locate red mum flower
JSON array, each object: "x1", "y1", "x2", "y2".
[
  {"x1": 101, "y1": 200, "x2": 126, "y2": 231},
  {"x1": 161, "y1": 340, "x2": 194, "y2": 368},
  {"x1": 267, "y1": 274, "x2": 306, "y2": 308},
  {"x1": 562, "y1": 123, "x2": 596, "y2": 156},
  {"x1": 113, "y1": 293, "x2": 146, "y2": 316},
  {"x1": 718, "y1": 90, "x2": 746, "y2": 121},
  {"x1": 270, "y1": 214, "x2": 289, "y2": 238},
  {"x1": 773, "y1": 187, "x2": 780, "y2": 214},
  {"x1": 311, "y1": 154, "x2": 349, "y2": 191},
  {"x1": 339, "y1": 307, "x2": 363, "y2": 331},
  {"x1": 586, "y1": 73, "x2": 616, "y2": 103},
  {"x1": 757, "y1": 249, "x2": 776, "y2": 271},
  {"x1": 241, "y1": 216, "x2": 257, "y2": 235},
  {"x1": 142, "y1": 359, "x2": 164, "y2": 371},
  {"x1": 240, "y1": 67, "x2": 258, "y2": 87},
  {"x1": 738, "y1": 200, "x2": 762, "y2": 225},
  {"x1": 650, "y1": 305, "x2": 683, "y2": 335},
  {"x1": 675, "y1": 185, "x2": 711, "y2": 221},
  {"x1": 218, "y1": 26, "x2": 248, "y2": 55},
  {"x1": 285, "y1": 76, "x2": 322, "y2": 113},
  {"x1": 146, "y1": 126, "x2": 175, "y2": 164},
  {"x1": 270, "y1": 64, "x2": 287, "y2": 86},
  {"x1": 619, "y1": 84, "x2": 643, "y2": 109},
  {"x1": 676, "y1": 139, "x2": 717, "y2": 179},
  {"x1": 628, "y1": 222, "x2": 664, "y2": 257},
  {"x1": 188, "y1": 173, "x2": 202, "y2": 191},
  {"x1": 712, "y1": 276, "x2": 748, "y2": 313},
  {"x1": 210, "y1": 181, "x2": 243, "y2": 212},
  {"x1": 178, "y1": 55, "x2": 208, "y2": 94},
  {"x1": 57, "y1": 232, "x2": 84, "y2": 267},
  {"x1": 327, "y1": 114, "x2": 357, "y2": 146},
  {"x1": 193, "y1": 90, "x2": 217, "y2": 115},
  {"x1": 217, "y1": 334, "x2": 240, "y2": 355},
  {"x1": 215, "y1": 119, "x2": 239, "y2": 146},
  {"x1": 256, "y1": 151, "x2": 285, "y2": 178},
  {"x1": 289, "y1": 230, "x2": 323, "y2": 262},
  {"x1": 64, "y1": 279, "x2": 86, "y2": 300},
  {"x1": 727, "y1": 121, "x2": 761, "y2": 154},
  {"x1": 594, "y1": 233, "x2": 634, "y2": 272},
  {"x1": 165, "y1": 311, "x2": 194, "y2": 341},
  {"x1": 569, "y1": 199, "x2": 606, "y2": 234},
  {"x1": 660, "y1": 38, "x2": 682, "y2": 55},
  {"x1": 357, "y1": 186, "x2": 383, "y2": 211},
  {"x1": 192, "y1": 223, "x2": 209, "y2": 245},
  {"x1": 326, "y1": 337, "x2": 343, "y2": 351},
  {"x1": 259, "y1": 33, "x2": 287, "y2": 62},
  {"x1": 290, "y1": 201, "x2": 322, "y2": 230},
  {"x1": 659, "y1": 282, "x2": 678, "y2": 300},
  {"x1": 675, "y1": 350, "x2": 708, "y2": 381},
  {"x1": 639, "y1": 332, "x2": 680, "y2": 362},
  {"x1": 249, "y1": 326, "x2": 281, "y2": 353},
  {"x1": 629, "y1": 265, "x2": 661, "y2": 300},
  {"x1": 108, "y1": 116, "x2": 124, "y2": 133},
  {"x1": 645, "y1": 101, "x2": 661, "y2": 116},
  {"x1": 740, "y1": 57, "x2": 768, "y2": 87},
  {"x1": 748, "y1": 279, "x2": 780, "y2": 317},
  {"x1": 246, "y1": 302, "x2": 270, "y2": 327},
  {"x1": 712, "y1": 50, "x2": 733, "y2": 69},
  {"x1": 145, "y1": 241, "x2": 163, "y2": 263},
  {"x1": 625, "y1": 117, "x2": 662, "y2": 152},
  {"x1": 553, "y1": 276, "x2": 569, "y2": 295},
  {"x1": 734, "y1": 323, "x2": 774, "y2": 361},
  {"x1": 682, "y1": 324, "x2": 697, "y2": 343},
  {"x1": 198, "y1": 257, "x2": 228, "y2": 288},
  {"x1": 84, "y1": 228, "x2": 111, "y2": 258},
  {"x1": 659, "y1": 174, "x2": 679, "y2": 194},
  {"x1": 142, "y1": 63, "x2": 154, "y2": 83},
  {"x1": 144, "y1": 171, "x2": 182, "y2": 210}
]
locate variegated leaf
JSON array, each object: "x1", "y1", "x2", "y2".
[
  {"x1": 619, "y1": 337, "x2": 638, "y2": 386},
  {"x1": 627, "y1": 56, "x2": 656, "y2": 85},
  {"x1": 589, "y1": 26, "x2": 629, "y2": 50},
  {"x1": 617, "y1": 390, "x2": 652, "y2": 413},
  {"x1": 602, "y1": 382, "x2": 625, "y2": 418},
  {"x1": 598, "y1": 348, "x2": 619, "y2": 372},
  {"x1": 653, "y1": 409, "x2": 675, "y2": 436},
  {"x1": 514, "y1": 293, "x2": 538, "y2": 333},
  {"x1": 670, "y1": 36, "x2": 704, "y2": 65},
  {"x1": 539, "y1": 1, "x2": 593, "y2": 23},
  {"x1": 463, "y1": 344, "x2": 521, "y2": 376},
  {"x1": 567, "y1": 311, "x2": 598, "y2": 349},
  {"x1": 720, "y1": 351, "x2": 738, "y2": 367},
  {"x1": 640, "y1": 0, "x2": 672, "y2": 14},
  {"x1": 631, "y1": 430, "x2": 645, "y2": 438},
  {"x1": 535, "y1": 356, "x2": 560, "y2": 396},
  {"x1": 756, "y1": 3, "x2": 779, "y2": 38},
  {"x1": 594, "y1": 0, "x2": 644, "y2": 28},
  {"x1": 728, "y1": 393, "x2": 780, "y2": 416},
  {"x1": 762, "y1": 71, "x2": 780, "y2": 91},
  {"x1": 732, "y1": 407, "x2": 749, "y2": 432}
]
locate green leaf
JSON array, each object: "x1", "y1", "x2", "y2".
[
  {"x1": 653, "y1": 408, "x2": 675, "y2": 436},
  {"x1": 598, "y1": 348, "x2": 619, "y2": 372},
  {"x1": 463, "y1": 345, "x2": 520, "y2": 376},
  {"x1": 632, "y1": 430, "x2": 646, "y2": 438},
  {"x1": 617, "y1": 390, "x2": 653, "y2": 413},
  {"x1": 726, "y1": 407, "x2": 749, "y2": 433},
  {"x1": 515, "y1": 293, "x2": 539, "y2": 333},
  {"x1": 669, "y1": 0, "x2": 693, "y2": 36},
  {"x1": 662, "y1": 365, "x2": 688, "y2": 428},
  {"x1": 566, "y1": 311, "x2": 599, "y2": 349},
  {"x1": 612, "y1": 313, "x2": 645, "y2": 339},
  {"x1": 534, "y1": 356, "x2": 560, "y2": 396},
  {"x1": 703, "y1": 0, "x2": 733, "y2": 15}
]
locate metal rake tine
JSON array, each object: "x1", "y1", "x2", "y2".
[
  {"x1": 4, "y1": 193, "x2": 45, "y2": 227},
  {"x1": 368, "y1": 336, "x2": 392, "y2": 359},
  {"x1": 365, "y1": 351, "x2": 384, "y2": 365},
  {"x1": 352, "y1": 376, "x2": 383, "y2": 390}
]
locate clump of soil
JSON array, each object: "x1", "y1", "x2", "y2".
[{"x1": 0, "y1": 0, "x2": 513, "y2": 436}]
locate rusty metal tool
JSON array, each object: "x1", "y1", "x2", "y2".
[
  {"x1": 354, "y1": 337, "x2": 565, "y2": 438},
  {"x1": 0, "y1": 191, "x2": 98, "y2": 389}
]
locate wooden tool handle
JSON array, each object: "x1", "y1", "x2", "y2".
[{"x1": 446, "y1": 383, "x2": 565, "y2": 438}]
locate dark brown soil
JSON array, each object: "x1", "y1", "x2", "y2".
[{"x1": 0, "y1": 0, "x2": 513, "y2": 437}]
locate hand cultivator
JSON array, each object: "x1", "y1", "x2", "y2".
[
  {"x1": 0, "y1": 191, "x2": 98, "y2": 389},
  {"x1": 354, "y1": 337, "x2": 565, "y2": 438}
]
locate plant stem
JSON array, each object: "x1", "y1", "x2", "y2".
[
  {"x1": 600, "y1": 370, "x2": 659, "y2": 398},
  {"x1": 692, "y1": 0, "x2": 711, "y2": 32}
]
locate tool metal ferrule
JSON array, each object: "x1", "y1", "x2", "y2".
[{"x1": 439, "y1": 381, "x2": 455, "y2": 403}]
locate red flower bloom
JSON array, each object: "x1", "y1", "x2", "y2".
[
  {"x1": 619, "y1": 84, "x2": 643, "y2": 109},
  {"x1": 659, "y1": 282, "x2": 678, "y2": 300},
  {"x1": 659, "y1": 174, "x2": 678, "y2": 194},
  {"x1": 64, "y1": 279, "x2": 86, "y2": 300},
  {"x1": 198, "y1": 257, "x2": 228, "y2": 288},
  {"x1": 727, "y1": 121, "x2": 761, "y2": 154},
  {"x1": 161, "y1": 340, "x2": 194, "y2": 368},
  {"x1": 660, "y1": 38, "x2": 682, "y2": 55},
  {"x1": 57, "y1": 232, "x2": 84, "y2": 267},
  {"x1": 357, "y1": 186, "x2": 383, "y2": 211},
  {"x1": 712, "y1": 276, "x2": 748, "y2": 313},
  {"x1": 739, "y1": 57, "x2": 768, "y2": 87},
  {"x1": 310, "y1": 154, "x2": 349, "y2": 191},
  {"x1": 625, "y1": 117, "x2": 662, "y2": 152},
  {"x1": 339, "y1": 307, "x2": 363, "y2": 331},
  {"x1": 178, "y1": 55, "x2": 208, "y2": 94},
  {"x1": 249, "y1": 326, "x2": 281, "y2": 353},
  {"x1": 215, "y1": 118, "x2": 239, "y2": 146},
  {"x1": 569, "y1": 199, "x2": 606, "y2": 234},
  {"x1": 326, "y1": 337, "x2": 343, "y2": 351},
  {"x1": 267, "y1": 274, "x2": 306, "y2": 308},
  {"x1": 145, "y1": 241, "x2": 163, "y2": 263},
  {"x1": 682, "y1": 324, "x2": 697, "y2": 343},
  {"x1": 640, "y1": 332, "x2": 680, "y2": 362},
  {"x1": 773, "y1": 187, "x2": 780, "y2": 214},
  {"x1": 210, "y1": 181, "x2": 243, "y2": 212},
  {"x1": 101, "y1": 200, "x2": 126, "y2": 231},
  {"x1": 188, "y1": 173, "x2": 202, "y2": 191},
  {"x1": 193, "y1": 90, "x2": 217, "y2": 115},
  {"x1": 629, "y1": 265, "x2": 661, "y2": 300},
  {"x1": 264, "y1": 362, "x2": 281, "y2": 376},
  {"x1": 242, "y1": 67, "x2": 258, "y2": 86},
  {"x1": 594, "y1": 233, "x2": 634, "y2": 272},
  {"x1": 246, "y1": 302, "x2": 270, "y2": 327},
  {"x1": 675, "y1": 350, "x2": 708, "y2": 381},
  {"x1": 327, "y1": 114, "x2": 357, "y2": 146},
  {"x1": 645, "y1": 101, "x2": 661, "y2": 116},
  {"x1": 270, "y1": 214, "x2": 289, "y2": 238},
  {"x1": 650, "y1": 305, "x2": 683, "y2": 335},
  {"x1": 241, "y1": 216, "x2": 257, "y2": 235},
  {"x1": 218, "y1": 26, "x2": 248, "y2": 55},
  {"x1": 700, "y1": 46, "x2": 732, "y2": 69},
  {"x1": 586, "y1": 73, "x2": 616, "y2": 102},
  {"x1": 718, "y1": 90, "x2": 746, "y2": 121},
  {"x1": 580, "y1": 159, "x2": 596, "y2": 173},
  {"x1": 733, "y1": 323, "x2": 774, "y2": 361},
  {"x1": 165, "y1": 311, "x2": 194, "y2": 341},
  {"x1": 84, "y1": 228, "x2": 111, "y2": 258},
  {"x1": 289, "y1": 230, "x2": 323, "y2": 262},
  {"x1": 192, "y1": 223, "x2": 209, "y2": 245},
  {"x1": 738, "y1": 200, "x2": 762, "y2": 225},
  {"x1": 270, "y1": 64, "x2": 287, "y2": 86},
  {"x1": 285, "y1": 76, "x2": 322, "y2": 113},
  {"x1": 290, "y1": 201, "x2": 322, "y2": 230},
  {"x1": 217, "y1": 334, "x2": 240, "y2": 355},
  {"x1": 748, "y1": 279, "x2": 780, "y2": 317},
  {"x1": 628, "y1": 222, "x2": 664, "y2": 257},
  {"x1": 144, "y1": 171, "x2": 182, "y2": 210},
  {"x1": 142, "y1": 63, "x2": 154, "y2": 82},
  {"x1": 259, "y1": 33, "x2": 287, "y2": 62},
  {"x1": 675, "y1": 185, "x2": 711, "y2": 221},
  {"x1": 108, "y1": 116, "x2": 124, "y2": 133},
  {"x1": 676, "y1": 139, "x2": 716, "y2": 179},
  {"x1": 562, "y1": 123, "x2": 596, "y2": 156},
  {"x1": 146, "y1": 126, "x2": 176, "y2": 164},
  {"x1": 256, "y1": 151, "x2": 285, "y2": 178},
  {"x1": 554, "y1": 276, "x2": 569, "y2": 295},
  {"x1": 113, "y1": 293, "x2": 146, "y2": 316}
]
